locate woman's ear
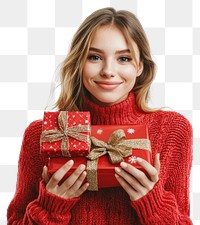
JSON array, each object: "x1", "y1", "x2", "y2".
[{"x1": 136, "y1": 61, "x2": 143, "y2": 77}]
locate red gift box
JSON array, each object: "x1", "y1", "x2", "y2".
[
  {"x1": 48, "y1": 125, "x2": 151, "y2": 191},
  {"x1": 40, "y1": 111, "x2": 91, "y2": 157}
]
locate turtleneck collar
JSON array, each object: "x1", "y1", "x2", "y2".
[{"x1": 83, "y1": 92, "x2": 144, "y2": 125}]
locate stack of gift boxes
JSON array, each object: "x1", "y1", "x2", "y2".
[{"x1": 40, "y1": 111, "x2": 152, "y2": 191}]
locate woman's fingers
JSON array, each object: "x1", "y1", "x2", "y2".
[
  {"x1": 65, "y1": 171, "x2": 89, "y2": 198},
  {"x1": 76, "y1": 182, "x2": 90, "y2": 196},
  {"x1": 42, "y1": 165, "x2": 49, "y2": 184},
  {"x1": 115, "y1": 173, "x2": 143, "y2": 201},
  {"x1": 115, "y1": 167, "x2": 145, "y2": 191},
  {"x1": 44, "y1": 160, "x2": 89, "y2": 199},
  {"x1": 118, "y1": 161, "x2": 150, "y2": 187},
  {"x1": 47, "y1": 160, "x2": 74, "y2": 188},
  {"x1": 60, "y1": 164, "x2": 86, "y2": 190},
  {"x1": 154, "y1": 153, "x2": 160, "y2": 175},
  {"x1": 114, "y1": 154, "x2": 160, "y2": 201},
  {"x1": 136, "y1": 157, "x2": 159, "y2": 183}
]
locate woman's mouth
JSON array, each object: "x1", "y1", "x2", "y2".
[{"x1": 94, "y1": 81, "x2": 122, "y2": 90}]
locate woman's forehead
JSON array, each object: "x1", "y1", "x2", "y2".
[{"x1": 88, "y1": 25, "x2": 140, "y2": 62}]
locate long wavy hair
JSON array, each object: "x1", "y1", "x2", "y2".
[{"x1": 55, "y1": 7, "x2": 156, "y2": 112}]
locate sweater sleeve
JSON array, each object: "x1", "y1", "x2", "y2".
[
  {"x1": 130, "y1": 113, "x2": 193, "y2": 225},
  {"x1": 7, "y1": 120, "x2": 80, "y2": 224}
]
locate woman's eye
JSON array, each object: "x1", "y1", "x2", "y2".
[
  {"x1": 88, "y1": 55, "x2": 101, "y2": 61},
  {"x1": 119, "y1": 57, "x2": 131, "y2": 62}
]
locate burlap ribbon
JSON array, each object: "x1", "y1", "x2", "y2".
[
  {"x1": 86, "y1": 129, "x2": 151, "y2": 191},
  {"x1": 40, "y1": 111, "x2": 91, "y2": 157}
]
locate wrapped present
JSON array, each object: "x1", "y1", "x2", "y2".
[
  {"x1": 48, "y1": 125, "x2": 152, "y2": 191},
  {"x1": 40, "y1": 111, "x2": 91, "y2": 157}
]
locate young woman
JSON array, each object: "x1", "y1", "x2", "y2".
[{"x1": 7, "y1": 7, "x2": 193, "y2": 224}]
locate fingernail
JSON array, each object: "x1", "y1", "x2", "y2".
[
  {"x1": 82, "y1": 171, "x2": 87, "y2": 176},
  {"x1": 43, "y1": 165, "x2": 47, "y2": 170},
  {"x1": 120, "y1": 162, "x2": 127, "y2": 168},
  {"x1": 115, "y1": 167, "x2": 121, "y2": 173},
  {"x1": 137, "y1": 157, "x2": 143, "y2": 163},
  {"x1": 79, "y1": 164, "x2": 86, "y2": 171},
  {"x1": 67, "y1": 160, "x2": 74, "y2": 166}
]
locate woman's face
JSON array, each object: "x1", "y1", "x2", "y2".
[{"x1": 82, "y1": 25, "x2": 143, "y2": 106}]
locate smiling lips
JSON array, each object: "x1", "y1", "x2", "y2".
[{"x1": 94, "y1": 81, "x2": 122, "y2": 90}]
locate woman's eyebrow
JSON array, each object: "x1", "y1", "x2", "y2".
[
  {"x1": 89, "y1": 47, "x2": 130, "y2": 54},
  {"x1": 89, "y1": 47, "x2": 103, "y2": 53},
  {"x1": 115, "y1": 49, "x2": 130, "y2": 54}
]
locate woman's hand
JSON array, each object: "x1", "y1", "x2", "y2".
[
  {"x1": 114, "y1": 153, "x2": 160, "y2": 201},
  {"x1": 42, "y1": 160, "x2": 89, "y2": 199}
]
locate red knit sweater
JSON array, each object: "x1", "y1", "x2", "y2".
[{"x1": 7, "y1": 92, "x2": 193, "y2": 225}]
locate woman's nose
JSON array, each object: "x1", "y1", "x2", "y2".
[{"x1": 100, "y1": 60, "x2": 115, "y2": 78}]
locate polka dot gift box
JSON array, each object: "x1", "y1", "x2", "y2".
[
  {"x1": 40, "y1": 111, "x2": 91, "y2": 157},
  {"x1": 48, "y1": 125, "x2": 152, "y2": 191}
]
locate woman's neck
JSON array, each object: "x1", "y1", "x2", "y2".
[{"x1": 83, "y1": 92, "x2": 144, "y2": 125}]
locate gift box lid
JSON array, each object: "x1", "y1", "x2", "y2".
[{"x1": 91, "y1": 125, "x2": 149, "y2": 141}]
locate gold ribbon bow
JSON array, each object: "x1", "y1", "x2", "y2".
[
  {"x1": 86, "y1": 129, "x2": 151, "y2": 191},
  {"x1": 40, "y1": 111, "x2": 91, "y2": 157},
  {"x1": 87, "y1": 129, "x2": 133, "y2": 163}
]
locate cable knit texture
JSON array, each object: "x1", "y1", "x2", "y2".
[{"x1": 7, "y1": 92, "x2": 193, "y2": 224}]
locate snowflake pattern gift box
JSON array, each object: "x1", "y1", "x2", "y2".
[
  {"x1": 48, "y1": 125, "x2": 152, "y2": 191},
  {"x1": 40, "y1": 111, "x2": 91, "y2": 157}
]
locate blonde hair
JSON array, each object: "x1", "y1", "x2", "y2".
[{"x1": 56, "y1": 7, "x2": 156, "y2": 112}]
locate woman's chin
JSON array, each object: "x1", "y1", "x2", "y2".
[{"x1": 89, "y1": 95, "x2": 127, "y2": 106}]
